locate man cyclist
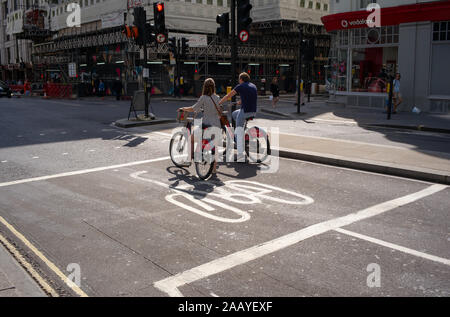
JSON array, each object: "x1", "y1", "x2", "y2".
[{"x1": 218, "y1": 72, "x2": 257, "y2": 162}]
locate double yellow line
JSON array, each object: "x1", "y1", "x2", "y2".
[{"x1": 0, "y1": 215, "x2": 88, "y2": 297}]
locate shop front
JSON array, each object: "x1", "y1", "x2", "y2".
[{"x1": 322, "y1": 1, "x2": 450, "y2": 113}]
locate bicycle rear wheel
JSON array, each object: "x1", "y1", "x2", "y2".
[
  {"x1": 245, "y1": 127, "x2": 270, "y2": 163},
  {"x1": 194, "y1": 147, "x2": 215, "y2": 180}
]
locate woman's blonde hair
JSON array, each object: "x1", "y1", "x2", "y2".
[{"x1": 202, "y1": 78, "x2": 216, "y2": 96}]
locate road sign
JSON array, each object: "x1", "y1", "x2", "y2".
[
  {"x1": 239, "y1": 30, "x2": 249, "y2": 43},
  {"x1": 156, "y1": 33, "x2": 166, "y2": 43}
]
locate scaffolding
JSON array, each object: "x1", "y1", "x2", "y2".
[{"x1": 29, "y1": 17, "x2": 330, "y2": 95}]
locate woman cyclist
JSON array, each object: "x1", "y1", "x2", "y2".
[{"x1": 178, "y1": 78, "x2": 222, "y2": 175}]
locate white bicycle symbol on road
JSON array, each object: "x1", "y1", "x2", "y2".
[{"x1": 131, "y1": 171, "x2": 314, "y2": 223}]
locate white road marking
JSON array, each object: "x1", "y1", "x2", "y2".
[
  {"x1": 309, "y1": 118, "x2": 357, "y2": 125},
  {"x1": 0, "y1": 156, "x2": 170, "y2": 188},
  {"x1": 0, "y1": 215, "x2": 87, "y2": 297},
  {"x1": 334, "y1": 228, "x2": 450, "y2": 266},
  {"x1": 88, "y1": 149, "x2": 96, "y2": 152},
  {"x1": 62, "y1": 153, "x2": 69, "y2": 156},
  {"x1": 153, "y1": 132, "x2": 172, "y2": 137},
  {"x1": 33, "y1": 156, "x2": 39, "y2": 159},
  {"x1": 40, "y1": 133, "x2": 45, "y2": 136},
  {"x1": 153, "y1": 184, "x2": 447, "y2": 297},
  {"x1": 210, "y1": 292, "x2": 219, "y2": 297},
  {"x1": 1, "y1": 160, "x2": 7, "y2": 163},
  {"x1": 131, "y1": 172, "x2": 314, "y2": 223},
  {"x1": 17, "y1": 135, "x2": 23, "y2": 138}
]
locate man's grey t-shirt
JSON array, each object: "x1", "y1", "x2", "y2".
[{"x1": 192, "y1": 94, "x2": 222, "y2": 128}]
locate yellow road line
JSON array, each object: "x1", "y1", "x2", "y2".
[
  {"x1": 0, "y1": 215, "x2": 88, "y2": 297},
  {"x1": 0, "y1": 233, "x2": 57, "y2": 297}
]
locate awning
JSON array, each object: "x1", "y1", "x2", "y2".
[{"x1": 321, "y1": 1, "x2": 450, "y2": 32}]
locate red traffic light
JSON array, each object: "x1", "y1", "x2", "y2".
[{"x1": 156, "y1": 3, "x2": 164, "y2": 12}]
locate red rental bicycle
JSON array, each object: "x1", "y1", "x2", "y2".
[{"x1": 169, "y1": 110, "x2": 216, "y2": 180}]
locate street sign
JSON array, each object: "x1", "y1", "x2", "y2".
[
  {"x1": 156, "y1": 33, "x2": 166, "y2": 43},
  {"x1": 239, "y1": 30, "x2": 249, "y2": 43},
  {"x1": 143, "y1": 68, "x2": 149, "y2": 78}
]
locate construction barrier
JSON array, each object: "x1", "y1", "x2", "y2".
[
  {"x1": 43, "y1": 83, "x2": 73, "y2": 99},
  {"x1": 8, "y1": 85, "x2": 24, "y2": 93}
]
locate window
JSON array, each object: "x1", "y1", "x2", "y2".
[
  {"x1": 433, "y1": 21, "x2": 450, "y2": 42},
  {"x1": 352, "y1": 26, "x2": 399, "y2": 46},
  {"x1": 351, "y1": 47, "x2": 398, "y2": 92},
  {"x1": 360, "y1": 0, "x2": 376, "y2": 9}
]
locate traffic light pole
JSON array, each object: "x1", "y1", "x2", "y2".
[
  {"x1": 297, "y1": 25, "x2": 303, "y2": 114},
  {"x1": 231, "y1": 0, "x2": 237, "y2": 127}
]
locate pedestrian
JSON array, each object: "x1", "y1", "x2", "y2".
[
  {"x1": 113, "y1": 77, "x2": 122, "y2": 101},
  {"x1": 24, "y1": 79, "x2": 31, "y2": 97},
  {"x1": 98, "y1": 80, "x2": 105, "y2": 99},
  {"x1": 393, "y1": 73, "x2": 402, "y2": 114},
  {"x1": 175, "y1": 77, "x2": 181, "y2": 98},
  {"x1": 270, "y1": 77, "x2": 280, "y2": 108},
  {"x1": 218, "y1": 72, "x2": 257, "y2": 162},
  {"x1": 178, "y1": 78, "x2": 222, "y2": 175}
]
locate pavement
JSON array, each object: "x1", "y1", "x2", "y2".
[
  {"x1": 0, "y1": 96, "x2": 449, "y2": 297},
  {"x1": 0, "y1": 237, "x2": 46, "y2": 297},
  {"x1": 260, "y1": 96, "x2": 450, "y2": 133}
]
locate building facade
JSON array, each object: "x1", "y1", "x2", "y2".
[
  {"x1": 1, "y1": 0, "x2": 331, "y2": 96},
  {"x1": 322, "y1": 0, "x2": 450, "y2": 113}
]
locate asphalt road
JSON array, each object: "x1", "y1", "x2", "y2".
[{"x1": 0, "y1": 97, "x2": 449, "y2": 297}]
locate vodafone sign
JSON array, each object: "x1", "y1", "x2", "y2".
[
  {"x1": 340, "y1": 19, "x2": 372, "y2": 28},
  {"x1": 322, "y1": 1, "x2": 450, "y2": 32}
]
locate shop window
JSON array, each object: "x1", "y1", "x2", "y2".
[
  {"x1": 351, "y1": 47, "x2": 398, "y2": 93},
  {"x1": 329, "y1": 48, "x2": 348, "y2": 92}
]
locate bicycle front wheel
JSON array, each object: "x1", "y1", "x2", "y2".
[{"x1": 169, "y1": 131, "x2": 191, "y2": 167}]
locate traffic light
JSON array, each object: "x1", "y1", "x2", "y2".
[
  {"x1": 181, "y1": 38, "x2": 189, "y2": 59},
  {"x1": 237, "y1": 0, "x2": 252, "y2": 42},
  {"x1": 133, "y1": 7, "x2": 146, "y2": 46},
  {"x1": 153, "y1": 2, "x2": 166, "y2": 35},
  {"x1": 216, "y1": 12, "x2": 229, "y2": 39},
  {"x1": 145, "y1": 23, "x2": 155, "y2": 44},
  {"x1": 169, "y1": 37, "x2": 177, "y2": 56}
]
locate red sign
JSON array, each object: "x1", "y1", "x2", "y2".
[
  {"x1": 321, "y1": 1, "x2": 450, "y2": 32},
  {"x1": 156, "y1": 33, "x2": 166, "y2": 43},
  {"x1": 239, "y1": 30, "x2": 249, "y2": 43}
]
